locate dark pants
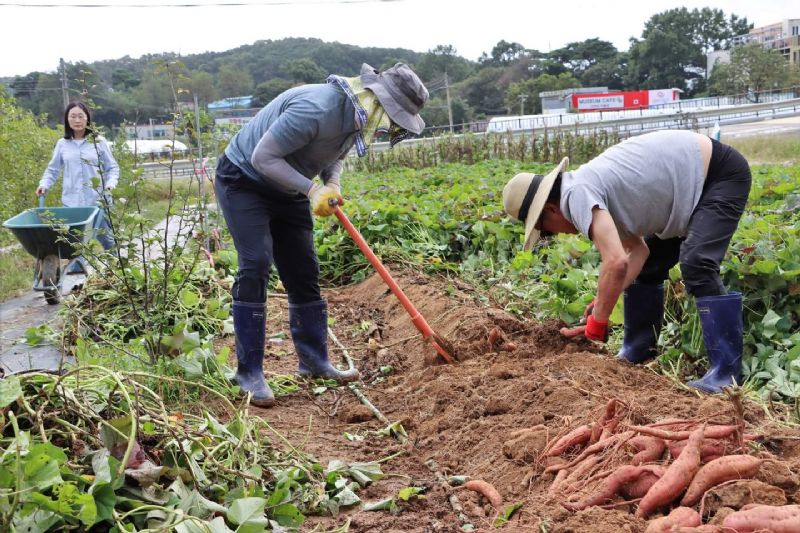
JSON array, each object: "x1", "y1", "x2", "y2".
[
  {"x1": 214, "y1": 154, "x2": 320, "y2": 304},
  {"x1": 636, "y1": 139, "x2": 751, "y2": 297}
]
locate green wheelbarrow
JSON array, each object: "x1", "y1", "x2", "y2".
[{"x1": 3, "y1": 197, "x2": 99, "y2": 304}]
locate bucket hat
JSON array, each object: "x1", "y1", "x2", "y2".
[
  {"x1": 502, "y1": 157, "x2": 570, "y2": 250},
  {"x1": 360, "y1": 63, "x2": 428, "y2": 134}
]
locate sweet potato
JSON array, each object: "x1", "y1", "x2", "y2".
[
  {"x1": 668, "y1": 439, "x2": 728, "y2": 462},
  {"x1": 545, "y1": 431, "x2": 634, "y2": 473},
  {"x1": 629, "y1": 435, "x2": 667, "y2": 466},
  {"x1": 548, "y1": 468, "x2": 569, "y2": 497},
  {"x1": 672, "y1": 526, "x2": 724, "y2": 532},
  {"x1": 562, "y1": 465, "x2": 649, "y2": 511},
  {"x1": 463, "y1": 479, "x2": 503, "y2": 509},
  {"x1": 644, "y1": 506, "x2": 701, "y2": 533},
  {"x1": 680, "y1": 455, "x2": 763, "y2": 507},
  {"x1": 544, "y1": 424, "x2": 593, "y2": 457},
  {"x1": 628, "y1": 424, "x2": 738, "y2": 441},
  {"x1": 621, "y1": 465, "x2": 666, "y2": 499},
  {"x1": 721, "y1": 504, "x2": 800, "y2": 532},
  {"x1": 590, "y1": 399, "x2": 618, "y2": 443},
  {"x1": 636, "y1": 425, "x2": 705, "y2": 518}
]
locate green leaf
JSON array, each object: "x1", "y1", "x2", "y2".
[
  {"x1": 363, "y1": 497, "x2": 397, "y2": 513},
  {"x1": 227, "y1": 497, "x2": 268, "y2": 526},
  {"x1": 180, "y1": 288, "x2": 200, "y2": 308},
  {"x1": 493, "y1": 502, "x2": 524, "y2": 527},
  {"x1": 175, "y1": 516, "x2": 234, "y2": 533},
  {"x1": 12, "y1": 508, "x2": 62, "y2": 533},
  {"x1": 397, "y1": 486, "x2": 425, "y2": 501},
  {"x1": 0, "y1": 375, "x2": 22, "y2": 407},
  {"x1": 270, "y1": 503, "x2": 306, "y2": 528}
]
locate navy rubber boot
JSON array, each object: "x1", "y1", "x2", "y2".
[
  {"x1": 232, "y1": 300, "x2": 275, "y2": 407},
  {"x1": 688, "y1": 292, "x2": 743, "y2": 394},
  {"x1": 617, "y1": 282, "x2": 665, "y2": 364},
  {"x1": 289, "y1": 300, "x2": 360, "y2": 382},
  {"x1": 66, "y1": 257, "x2": 88, "y2": 275}
]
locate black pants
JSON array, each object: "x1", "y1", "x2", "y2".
[
  {"x1": 214, "y1": 154, "x2": 320, "y2": 304},
  {"x1": 636, "y1": 139, "x2": 751, "y2": 297}
]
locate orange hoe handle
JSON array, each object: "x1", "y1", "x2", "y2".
[{"x1": 333, "y1": 206, "x2": 454, "y2": 364}]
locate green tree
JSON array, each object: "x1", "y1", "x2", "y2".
[
  {"x1": 626, "y1": 7, "x2": 751, "y2": 93},
  {"x1": 415, "y1": 45, "x2": 474, "y2": 83},
  {"x1": 189, "y1": 70, "x2": 216, "y2": 104},
  {"x1": 459, "y1": 66, "x2": 510, "y2": 117},
  {"x1": 505, "y1": 73, "x2": 581, "y2": 115},
  {"x1": 252, "y1": 78, "x2": 294, "y2": 107},
  {"x1": 216, "y1": 64, "x2": 254, "y2": 97},
  {"x1": 709, "y1": 43, "x2": 800, "y2": 100},
  {"x1": 111, "y1": 68, "x2": 141, "y2": 91},
  {"x1": 549, "y1": 39, "x2": 618, "y2": 77},
  {"x1": 479, "y1": 40, "x2": 528, "y2": 66},
  {"x1": 420, "y1": 94, "x2": 472, "y2": 130},
  {"x1": 282, "y1": 58, "x2": 326, "y2": 84},
  {"x1": 0, "y1": 89, "x2": 60, "y2": 244},
  {"x1": 580, "y1": 55, "x2": 628, "y2": 90}
]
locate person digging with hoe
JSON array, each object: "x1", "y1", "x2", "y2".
[
  {"x1": 502, "y1": 129, "x2": 751, "y2": 393},
  {"x1": 215, "y1": 63, "x2": 428, "y2": 407}
]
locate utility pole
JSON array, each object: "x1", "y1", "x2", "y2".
[
  {"x1": 194, "y1": 94, "x2": 209, "y2": 251},
  {"x1": 444, "y1": 72, "x2": 454, "y2": 133},
  {"x1": 59, "y1": 58, "x2": 69, "y2": 108},
  {"x1": 518, "y1": 94, "x2": 528, "y2": 116}
]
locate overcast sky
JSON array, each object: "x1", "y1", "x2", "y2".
[{"x1": 0, "y1": 0, "x2": 794, "y2": 78}]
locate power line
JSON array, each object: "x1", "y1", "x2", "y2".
[{"x1": 0, "y1": 0, "x2": 398, "y2": 7}]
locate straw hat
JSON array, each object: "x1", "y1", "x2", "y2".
[{"x1": 502, "y1": 157, "x2": 569, "y2": 250}]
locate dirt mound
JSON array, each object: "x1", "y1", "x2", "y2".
[{"x1": 243, "y1": 270, "x2": 800, "y2": 532}]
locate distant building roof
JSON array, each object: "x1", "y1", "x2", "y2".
[
  {"x1": 122, "y1": 139, "x2": 188, "y2": 155},
  {"x1": 208, "y1": 96, "x2": 254, "y2": 110},
  {"x1": 539, "y1": 87, "x2": 608, "y2": 98}
]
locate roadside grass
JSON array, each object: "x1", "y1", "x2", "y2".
[
  {"x1": 0, "y1": 247, "x2": 35, "y2": 301},
  {"x1": 726, "y1": 135, "x2": 800, "y2": 164}
]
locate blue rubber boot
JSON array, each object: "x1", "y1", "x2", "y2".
[
  {"x1": 66, "y1": 257, "x2": 88, "y2": 275},
  {"x1": 232, "y1": 300, "x2": 275, "y2": 407},
  {"x1": 617, "y1": 282, "x2": 665, "y2": 364},
  {"x1": 289, "y1": 300, "x2": 360, "y2": 382},
  {"x1": 688, "y1": 292, "x2": 743, "y2": 394}
]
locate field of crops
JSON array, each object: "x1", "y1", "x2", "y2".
[{"x1": 2, "y1": 118, "x2": 799, "y2": 531}]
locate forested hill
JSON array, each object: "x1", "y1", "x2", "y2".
[
  {"x1": 91, "y1": 37, "x2": 423, "y2": 87},
  {"x1": 4, "y1": 37, "x2": 428, "y2": 129}
]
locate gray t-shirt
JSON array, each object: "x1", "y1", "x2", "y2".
[
  {"x1": 225, "y1": 83, "x2": 357, "y2": 184},
  {"x1": 560, "y1": 130, "x2": 706, "y2": 241}
]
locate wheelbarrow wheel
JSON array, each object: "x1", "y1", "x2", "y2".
[
  {"x1": 44, "y1": 288, "x2": 61, "y2": 305},
  {"x1": 40, "y1": 255, "x2": 61, "y2": 305}
]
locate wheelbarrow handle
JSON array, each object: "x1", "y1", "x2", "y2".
[{"x1": 333, "y1": 206, "x2": 454, "y2": 363}]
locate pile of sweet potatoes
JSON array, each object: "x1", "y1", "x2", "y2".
[{"x1": 542, "y1": 399, "x2": 797, "y2": 532}]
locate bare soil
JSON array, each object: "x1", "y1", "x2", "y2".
[{"x1": 226, "y1": 270, "x2": 800, "y2": 533}]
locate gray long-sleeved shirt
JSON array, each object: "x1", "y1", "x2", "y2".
[
  {"x1": 39, "y1": 137, "x2": 119, "y2": 207},
  {"x1": 224, "y1": 83, "x2": 357, "y2": 194}
]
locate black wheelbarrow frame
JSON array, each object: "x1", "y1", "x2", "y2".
[{"x1": 3, "y1": 196, "x2": 99, "y2": 304}]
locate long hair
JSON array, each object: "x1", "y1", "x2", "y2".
[{"x1": 63, "y1": 101, "x2": 93, "y2": 139}]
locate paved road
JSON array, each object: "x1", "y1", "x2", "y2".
[{"x1": 718, "y1": 116, "x2": 800, "y2": 139}]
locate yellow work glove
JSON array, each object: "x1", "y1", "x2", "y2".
[{"x1": 308, "y1": 183, "x2": 343, "y2": 217}]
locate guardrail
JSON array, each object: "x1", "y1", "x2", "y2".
[{"x1": 370, "y1": 98, "x2": 800, "y2": 153}]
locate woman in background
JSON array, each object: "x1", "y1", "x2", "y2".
[{"x1": 36, "y1": 101, "x2": 119, "y2": 271}]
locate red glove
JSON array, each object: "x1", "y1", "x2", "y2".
[{"x1": 584, "y1": 315, "x2": 609, "y2": 342}]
